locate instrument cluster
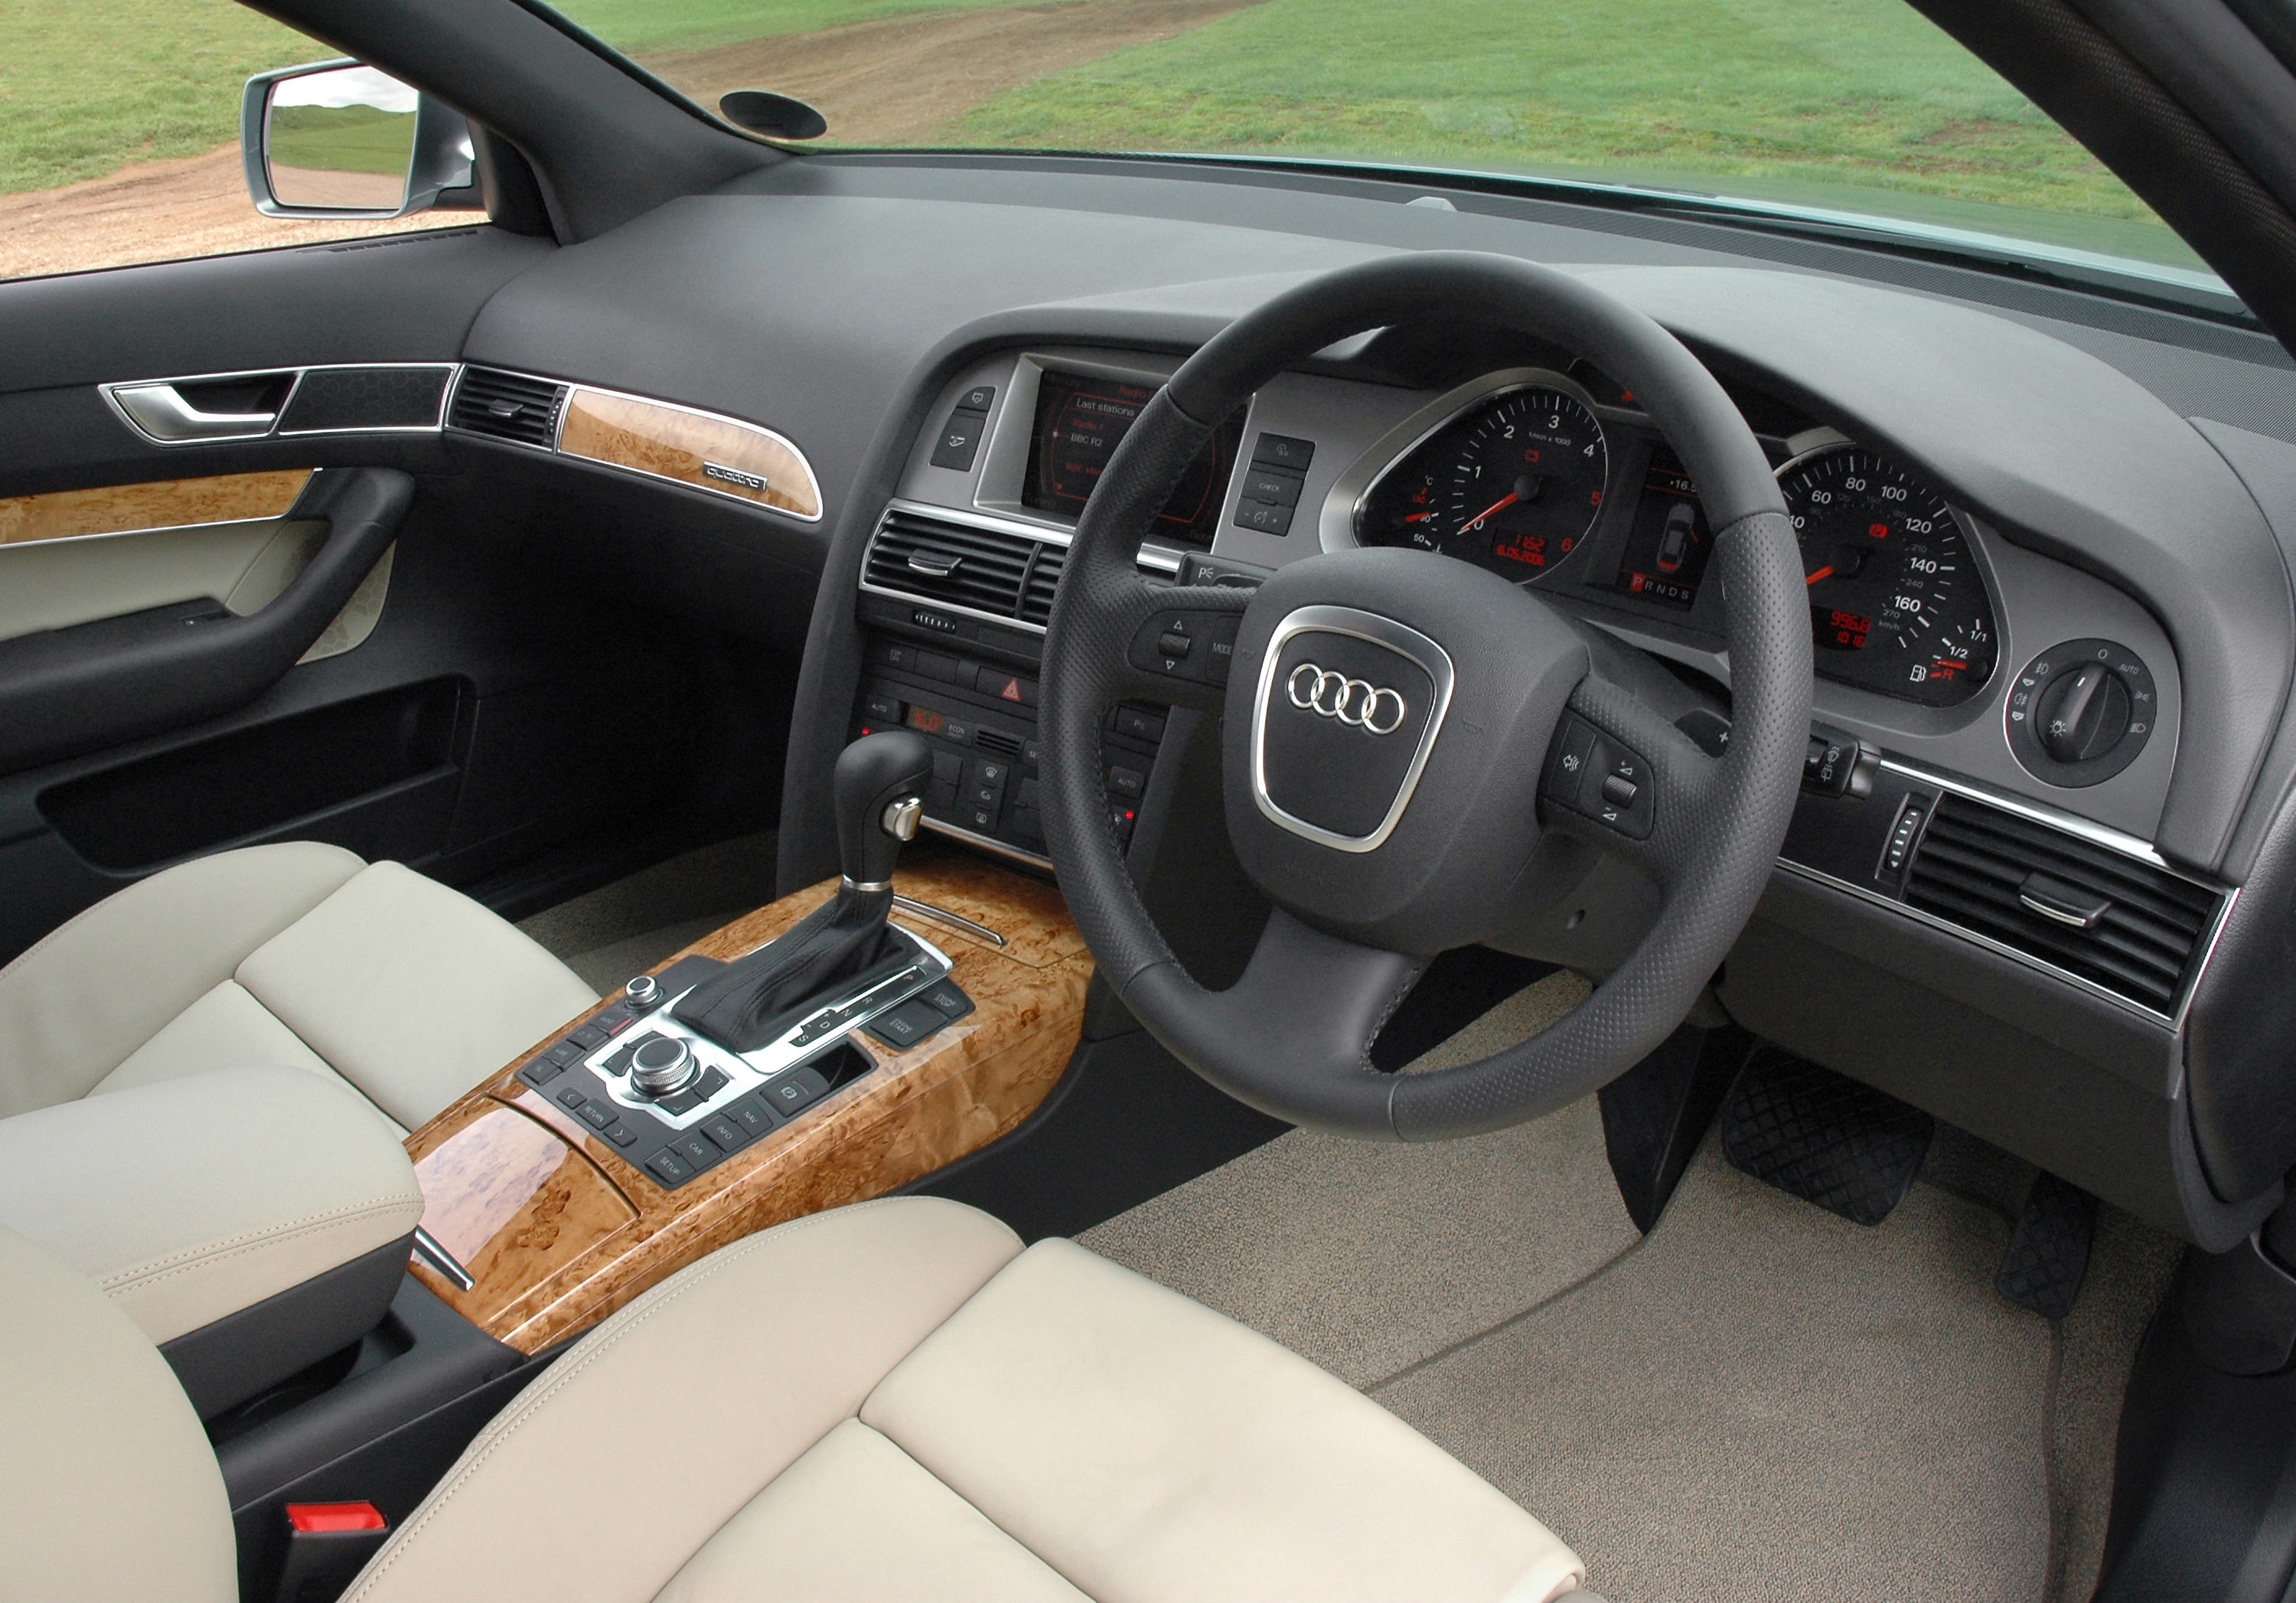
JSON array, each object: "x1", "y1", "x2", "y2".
[{"x1": 1353, "y1": 371, "x2": 1999, "y2": 707}]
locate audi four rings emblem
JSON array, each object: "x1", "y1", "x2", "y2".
[{"x1": 1287, "y1": 663, "x2": 1409, "y2": 735}]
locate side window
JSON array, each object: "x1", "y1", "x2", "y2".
[{"x1": 0, "y1": 0, "x2": 485, "y2": 283}]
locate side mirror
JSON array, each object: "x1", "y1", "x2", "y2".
[{"x1": 240, "y1": 60, "x2": 481, "y2": 220}]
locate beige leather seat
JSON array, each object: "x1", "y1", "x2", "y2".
[
  {"x1": 2, "y1": 1197, "x2": 1593, "y2": 1603},
  {"x1": 0, "y1": 841, "x2": 596, "y2": 1134}
]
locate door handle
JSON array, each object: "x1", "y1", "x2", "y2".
[{"x1": 107, "y1": 383, "x2": 280, "y2": 443}]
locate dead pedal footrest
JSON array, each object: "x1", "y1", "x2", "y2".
[{"x1": 1720, "y1": 1050, "x2": 1935, "y2": 1226}]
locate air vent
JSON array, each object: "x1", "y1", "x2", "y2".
[
  {"x1": 1903, "y1": 794, "x2": 2219, "y2": 1015},
  {"x1": 863, "y1": 508, "x2": 1057, "y2": 624},
  {"x1": 1019, "y1": 542, "x2": 1068, "y2": 627},
  {"x1": 977, "y1": 728, "x2": 1025, "y2": 761},
  {"x1": 448, "y1": 367, "x2": 566, "y2": 449}
]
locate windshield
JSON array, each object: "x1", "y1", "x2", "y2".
[{"x1": 551, "y1": 0, "x2": 2220, "y2": 295}]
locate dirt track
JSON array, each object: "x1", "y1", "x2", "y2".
[{"x1": 0, "y1": 0, "x2": 1259, "y2": 282}]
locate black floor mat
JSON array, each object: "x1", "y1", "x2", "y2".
[
  {"x1": 1997, "y1": 1170, "x2": 2099, "y2": 1319},
  {"x1": 1720, "y1": 1051, "x2": 1936, "y2": 1226}
]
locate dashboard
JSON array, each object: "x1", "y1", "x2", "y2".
[
  {"x1": 885, "y1": 338, "x2": 2185, "y2": 847},
  {"x1": 260, "y1": 148, "x2": 2296, "y2": 1248}
]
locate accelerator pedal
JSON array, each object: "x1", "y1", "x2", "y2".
[
  {"x1": 1995, "y1": 1171, "x2": 2098, "y2": 1319},
  {"x1": 1720, "y1": 1050, "x2": 1935, "y2": 1226}
]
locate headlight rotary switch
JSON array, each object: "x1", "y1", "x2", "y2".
[
  {"x1": 2035, "y1": 662, "x2": 2131, "y2": 763},
  {"x1": 2004, "y1": 638, "x2": 2157, "y2": 788}
]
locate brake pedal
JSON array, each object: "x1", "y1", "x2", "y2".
[
  {"x1": 1720, "y1": 1050, "x2": 1935, "y2": 1226},
  {"x1": 1995, "y1": 1171, "x2": 2098, "y2": 1320}
]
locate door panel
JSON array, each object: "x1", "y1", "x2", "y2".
[
  {"x1": 0, "y1": 225, "x2": 795, "y2": 966},
  {"x1": 0, "y1": 490, "x2": 338, "y2": 646}
]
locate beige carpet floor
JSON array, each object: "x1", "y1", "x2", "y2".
[
  {"x1": 1082, "y1": 981, "x2": 2180, "y2": 1603},
  {"x1": 518, "y1": 832, "x2": 778, "y2": 994}
]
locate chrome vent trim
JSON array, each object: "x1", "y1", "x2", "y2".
[{"x1": 446, "y1": 365, "x2": 566, "y2": 449}]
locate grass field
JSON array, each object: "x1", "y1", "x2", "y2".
[
  {"x1": 548, "y1": 0, "x2": 1045, "y2": 54},
  {"x1": 0, "y1": 0, "x2": 1038, "y2": 194},
  {"x1": 0, "y1": 0, "x2": 2200, "y2": 273},
  {"x1": 0, "y1": 0, "x2": 316, "y2": 192},
  {"x1": 939, "y1": 0, "x2": 2203, "y2": 268}
]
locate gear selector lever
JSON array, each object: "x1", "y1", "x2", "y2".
[{"x1": 671, "y1": 731, "x2": 934, "y2": 1053}]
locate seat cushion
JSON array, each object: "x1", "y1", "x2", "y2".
[
  {"x1": 0, "y1": 844, "x2": 596, "y2": 1131},
  {"x1": 0, "y1": 1223, "x2": 236, "y2": 1603},
  {"x1": 346, "y1": 1197, "x2": 1585, "y2": 1603},
  {"x1": 0, "y1": 841, "x2": 363, "y2": 1118}
]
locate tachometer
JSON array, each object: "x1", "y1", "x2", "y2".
[
  {"x1": 1778, "y1": 444, "x2": 1996, "y2": 706},
  {"x1": 1358, "y1": 383, "x2": 1607, "y2": 583}
]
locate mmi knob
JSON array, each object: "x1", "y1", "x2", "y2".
[{"x1": 629, "y1": 1035, "x2": 700, "y2": 1098}]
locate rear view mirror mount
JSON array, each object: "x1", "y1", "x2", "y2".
[{"x1": 240, "y1": 59, "x2": 481, "y2": 220}]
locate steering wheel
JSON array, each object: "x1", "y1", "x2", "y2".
[{"x1": 1039, "y1": 253, "x2": 1812, "y2": 1139}]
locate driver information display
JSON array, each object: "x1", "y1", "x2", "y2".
[{"x1": 1022, "y1": 369, "x2": 1241, "y2": 544}]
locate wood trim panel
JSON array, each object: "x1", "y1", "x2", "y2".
[
  {"x1": 0, "y1": 469, "x2": 312, "y2": 548},
  {"x1": 404, "y1": 847, "x2": 1088, "y2": 1351},
  {"x1": 411, "y1": 1102, "x2": 637, "y2": 1330},
  {"x1": 558, "y1": 387, "x2": 822, "y2": 521}
]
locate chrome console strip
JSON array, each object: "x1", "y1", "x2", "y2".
[
  {"x1": 411, "y1": 1226, "x2": 475, "y2": 1291},
  {"x1": 892, "y1": 894, "x2": 1009, "y2": 948}
]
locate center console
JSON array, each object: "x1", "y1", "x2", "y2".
[
  {"x1": 403, "y1": 843, "x2": 1091, "y2": 1352},
  {"x1": 849, "y1": 348, "x2": 1285, "y2": 867}
]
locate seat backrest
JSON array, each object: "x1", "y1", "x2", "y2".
[{"x1": 0, "y1": 1223, "x2": 234, "y2": 1603}]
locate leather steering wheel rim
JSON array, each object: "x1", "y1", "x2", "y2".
[{"x1": 1039, "y1": 253, "x2": 1812, "y2": 1140}]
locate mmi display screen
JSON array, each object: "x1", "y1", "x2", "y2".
[{"x1": 1022, "y1": 370, "x2": 1243, "y2": 544}]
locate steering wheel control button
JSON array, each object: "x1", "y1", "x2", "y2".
[
  {"x1": 2005, "y1": 638, "x2": 2157, "y2": 788},
  {"x1": 762, "y1": 1066, "x2": 833, "y2": 1118},
  {"x1": 1541, "y1": 716, "x2": 1654, "y2": 839},
  {"x1": 1130, "y1": 610, "x2": 1244, "y2": 685},
  {"x1": 1544, "y1": 717, "x2": 1598, "y2": 797}
]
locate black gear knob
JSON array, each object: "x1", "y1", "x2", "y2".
[{"x1": 834, "y1": 730, "x2": 934, "y2": 889}]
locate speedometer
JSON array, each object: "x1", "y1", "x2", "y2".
[
  {"x1": 1357, "y1": 383, "x2": 1606, "y2": 583},
  {"x1": 1778, "y1": 444, "x2": 1996, "y2": 706}
]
